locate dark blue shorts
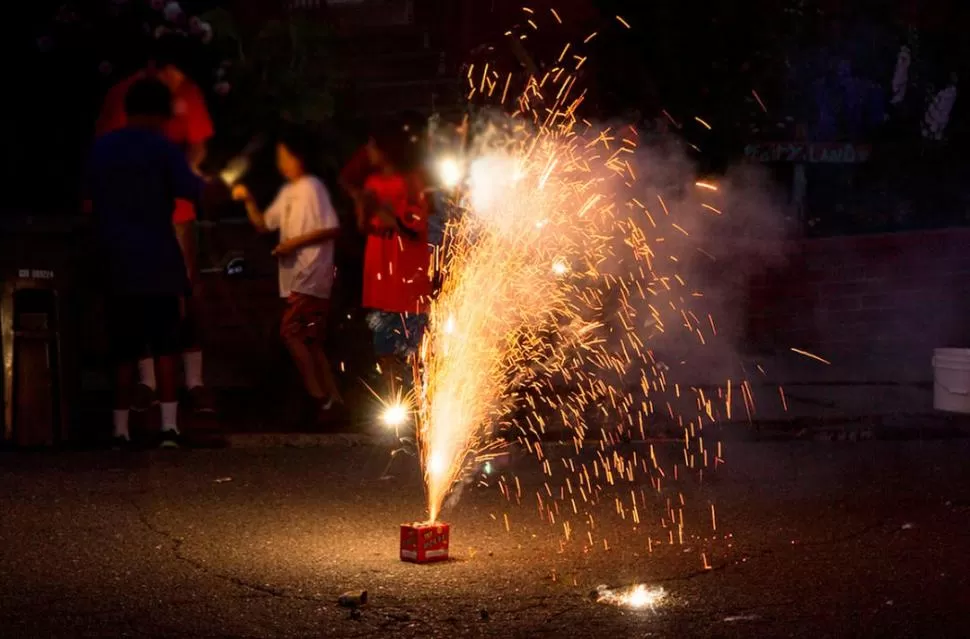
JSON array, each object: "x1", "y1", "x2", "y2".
[
  {"x1": 105, "y1": 294, "x2": 182, "y2": 364},
  {"x1": 366, "y1": 311, "x2": 427, "y2": 358}
]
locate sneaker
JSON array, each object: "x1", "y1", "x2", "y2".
[
  {"x1": 188, "y1": 386, "x2": 217, "y2": 415},
  {"x1": 158, "y1": 429, "x2": 182, "y2": 449},
  {"x1": 131, "y1": 383, "x2": 158, "y2": 413},
  {"x1": 316, "y1": 395, "x2": 346, "y2": 426}
]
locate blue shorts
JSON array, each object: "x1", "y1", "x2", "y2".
[{"x1": 366, "y1": 311, "x2": 427, "y2": 358}]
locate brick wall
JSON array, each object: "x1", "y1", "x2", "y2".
[
  {"x1": 196, "y1": 225, "x2": 970, "y2": 387},
  {"x1": 196, "y1": 222, "x2": 375, "y2": 389},
  {"x1": 747, "y1": 229, "x2": 970, "y2": 382}
]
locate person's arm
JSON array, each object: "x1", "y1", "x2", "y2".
[
  {"x1": 184, "y1": 84, "x2": 214, "y2": 174},
  {"x1": 168, "y1": 142, "x2": 206, "y2": 208},
  {"x1": 187, "y1": 142, "x2": 207, "y2": 175},
  {"x1": 273, "y1": 180, "x2": 342, "y2": 256},
  {"x1": 271, "y1": 228, "x2": 341, "y2": 256},
  {"x1": 394, "y1": 173, "x2": 429, "y2": 241},
  {"x1": 340, "y1": 148, "x2": 373, "y2": 232},
  {"x1": 232, "y1": 185, "x2": 274, "y2": 233}
]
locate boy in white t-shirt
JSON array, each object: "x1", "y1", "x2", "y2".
[{"x1": 232, "y1": 132, "x2": 343, "y2": 412}]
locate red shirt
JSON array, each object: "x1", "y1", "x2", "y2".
[
  {"x1": 361, "y1": 172, "x2": 432, "y2": 314},
  {"x1": 96, "y1": 70, "x2": 214, "y2": 223}
]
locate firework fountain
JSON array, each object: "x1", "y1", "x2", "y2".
[
  {"x1": 404, "y1": 11, "x2": 793, "y2": 572},
  {"x1": 411, "y1": 18, "x2": 729, "y2": 528}
]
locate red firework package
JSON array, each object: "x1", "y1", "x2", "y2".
[{"x1": 400, "y1": 522, "x2": 450, "y2": 563}]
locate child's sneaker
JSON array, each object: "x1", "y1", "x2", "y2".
[
  {"x1": 188, "y1": 386, "x2": 217, "y2": 414},
  {"x1": 158, "y1": 429, "x2": 182, "y2": 449}
]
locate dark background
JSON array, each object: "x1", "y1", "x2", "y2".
[{"x1": 12, "y1": 0, "x2": 970, "y2": 234}]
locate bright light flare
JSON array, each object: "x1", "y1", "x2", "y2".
[
  {"x1": 381, "y1": 402, "x2": 409, "y2": 428},
  {"x1": 552, "y1": 259, "x2": 569, "y2": 277},
  {"x1": 428, "y1": 452, "x2": 447, "y2": 477},
  {"x1": 436, "y1": 156, "x2": 464, "y2": 189}
]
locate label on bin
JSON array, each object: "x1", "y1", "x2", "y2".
[{"x1": 18, "y1": 269, "x2": 54, "y2": 280}]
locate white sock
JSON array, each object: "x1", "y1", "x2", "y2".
[
  {"x1": 160, "y1": 402, "x2": 179, "y2": 434},
  {"x1": 183, "y1": 351, "x2": 203, "y2": 390},
  {"x1": 138, "y1": 358, "x2": 157, "y2": 390},
  {"x1": 113, "y1": 409, "x2": 130, "y2": 440}
]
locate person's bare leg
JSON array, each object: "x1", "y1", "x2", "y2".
[
  {"x1": 156, "y1": 353, "x2": 181, "y2": 435},
  {"x1": 175, "y1": 220, "x2": 215, "y2": 413},
  {"x1": 114, "y1": 361, "x2": 136, "y2": 441},
  {"x1": 310, "y1": 344, "x2": 342, "y2": 404},
  {"x1": 284, "y1": 337, "x2": 326, "y2": 401},
  {"x1": 156, "y1": 354, "x2": 180, "y2": 404}
]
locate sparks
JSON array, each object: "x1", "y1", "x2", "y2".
[
  {"x1": 407, "y1": 14, "x2": 741, "y2": 568},
  {"x1": 790, "y1": 347, "x2": 831, "y2": 365}
]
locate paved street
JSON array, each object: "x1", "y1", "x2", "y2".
[{"x1": 1, "y1": 438, "x2": 968, "y2": 638}]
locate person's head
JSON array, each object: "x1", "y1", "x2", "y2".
[
  {"x1": 151, "y1": 36, "x2": 192, "y2": 90},
  {"x1": 364, "y1": 136, "x2": 384, "y2": 166},
  {"x1": 276, "y1": 127, "x2": 317, "y2": 182},
  {"x1": 124, "y1": 77, "x2": 173, "y2": 129},
  {"x1": 367, "y1": 119, "x2": 401, "y2": 167}
]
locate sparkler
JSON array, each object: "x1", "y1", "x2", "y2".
[{"x1": 218, "y1": 135, "x2": 266, "y2": 186}]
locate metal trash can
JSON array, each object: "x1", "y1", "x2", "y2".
[{"x1": 1, "y1": 271, "x2": 74, "y2": 446}]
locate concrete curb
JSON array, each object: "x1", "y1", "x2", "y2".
[
  {"x1": 223, "y1": 425, "x2": 970, "y2": 449},
  {"x1": 226, "y1": 433, "x2": 378, "y2": 448}
]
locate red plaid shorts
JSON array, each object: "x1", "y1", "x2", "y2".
[{"x1": 281, "y1": 293, "x2": 330, "y2": 343}]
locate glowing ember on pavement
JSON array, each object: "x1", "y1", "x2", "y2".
[{"x1": 594, "y1": 584, "x2": 666, "y2": 610}]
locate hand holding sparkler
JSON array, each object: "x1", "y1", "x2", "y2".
[{"x1": 231, "y1": 184, "x2": 252, "y2": 203}]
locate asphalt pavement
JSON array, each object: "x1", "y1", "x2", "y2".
[{"x1": 1, "y1": 438, "x2": 968, "y2": 638}]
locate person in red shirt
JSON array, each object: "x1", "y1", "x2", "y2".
[
  {"x1": 358, "y1": 127, "x2": 432, "y2": 389},
  {"x1": 95, "y1": 36, "x2": 215, "y2": 414},
  {"x1": 338, "y1": 132, "x2": 382, "y2": 230}
]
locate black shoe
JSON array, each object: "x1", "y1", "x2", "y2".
[
  {"x1": 188, "y1": 386, "x2": 217, "y2": 415},
  {"x1": 111, "y1": 434, "x2": 133, "y2": 451},
  {"x1": 130, "y1": 383, "x2": 158, "y2": 413},
  {"x1": 158, "y1": 429, "x2": 182, "y2": 449}
]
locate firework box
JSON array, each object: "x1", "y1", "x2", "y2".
[{"x1": 400, "y1": 522, "x2": 450, "y2": 563}]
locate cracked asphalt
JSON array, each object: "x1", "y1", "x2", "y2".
[{"x1": 1, "y1": 438, "x2": 968, "y2": 638}]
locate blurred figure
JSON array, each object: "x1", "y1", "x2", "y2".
[
  {"x1": 339, "y1": 125, "x2": 389, "y2": 233},
  {"x1": 95, "y1": 35, "x2": 216, "y2": 414},
  {"x1": 233, "y1": 130, "x2": 343, "y2": 418},
  {"x1": 359, "y1": 126, "x2": 432, "y2": 390},
  {"x1": 84, "y1": 78, "x2": 204, "y2": 448}
]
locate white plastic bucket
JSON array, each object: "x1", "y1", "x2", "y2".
[{"x1": 932, "y1": 348, "x2": 970, "y2": 413}]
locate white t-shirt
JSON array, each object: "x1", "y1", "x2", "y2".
[{"x1": 264, "y1": 175, "x2": 340, "y2": 299}]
